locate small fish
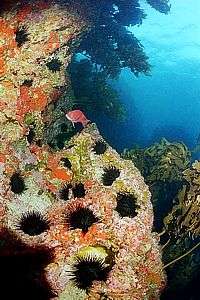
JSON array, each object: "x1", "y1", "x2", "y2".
[{"x1": 66, "y1": 110, "x2": 90, "y2": 127}]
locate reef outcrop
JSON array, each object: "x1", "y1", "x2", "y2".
[
  {"x1": 0, "y1": 1, "x2": 165, "y2": 299},
  {"x1": 0, "y1": 123, "x2": 166, "y2": 299}
]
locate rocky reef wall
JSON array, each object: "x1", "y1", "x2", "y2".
[{"x1": 0, "y1": 1, "x2": 165, "y2": 299}]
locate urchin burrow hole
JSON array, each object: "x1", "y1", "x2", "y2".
[
  {"x1": 17, "y1": 211, "x2": 50, "y2": 236},
  {"x1": 115, "y1": 192, "x2": 139, "y2": 218},
  {"x1": 22, "y1": 79, "x2": 33, "y2": 87}
]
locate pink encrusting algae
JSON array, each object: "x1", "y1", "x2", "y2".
[{"x1": 0, "y1": 1, "x2": 166, "y2": 299}]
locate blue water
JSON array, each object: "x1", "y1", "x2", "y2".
[{"x1": 94, "y1": 0, "x2": 200, "y2": 154}]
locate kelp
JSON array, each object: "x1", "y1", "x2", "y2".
[
  {"x1": 122, "y1": 138, "x2": 191, "y2": 183},
  {"x1": 163, "y1": 161, "x2": 200, "y2": 241},
  {"x1": 122, "y1": 139, "x2": 191, "y2": 231},
  {"x1": 122, "y1": 138, "x2": 200, "y2": 298},
  {"x1": 160, "y1": 161, "x2": 200, "y2": 299}
]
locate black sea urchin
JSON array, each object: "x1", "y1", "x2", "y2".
[
  {"x1": 66, "y1": 206, "x2": 99, "y2": 233},
  {"x1": 15, "y1": 27, "x2": 29, "y2": 47},
  {"x1": 102, "y1": 166, "x2": 120, "y2": 186},
  {"x1": 72, "y1": 183, "x2": 86, "y2": 198},
  {"x1": 71, "y1": 255, "x2": 110, "y2": 290},
  {"x1": 18, "y1": 211, "x2": 50, "y2": 236},
  {"x1": 93, "y1": 140, "x2": 107, "y2": 155},
  {"x1": 59, "y1": 184, "x2": 72, "y2": 201},
  {"x1": 115, "y1": 192, "x2": 139, "y2": 218},
  {"x1": 10, "y1": 172, "x2": 26, "y2": 194},
  {"x1": 46, "y1": 58, "x2": 62, "y2": 72}
]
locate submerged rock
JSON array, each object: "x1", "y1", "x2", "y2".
[
  {"x1": 0, "y1": 1, "x2": 165, "y2": 299},
  {"x1": 0, "y1": 123, "x2": 166, "y2": 299}
]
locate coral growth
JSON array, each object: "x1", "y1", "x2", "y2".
[{"x1": 0, "y1": 1, "x2": 165, "y2": 299}]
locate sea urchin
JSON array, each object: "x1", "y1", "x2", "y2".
[
  {"x1": 65, "y1": 206, "x2": 99, "y2": 233},
  {"x1": 18, "y1": 211, "x2": 50, "y2": 236},
  {"x1": 72, "y1": 183, "x2": 86, "y2": 198},
  {"x1": 71, "y1": 255, "x2": 110, "y2": 290},
  {"x1": 102, "y1": 166, "x2": 120, "y2": 186},
  {"x1": 46, "y1": 58, "x2": 62, "y2": 72},
  {"x1": 15, "y1": 27, "x2": 29, "y2": 47},
  {"x1": 93, "y1": 140, "x2": 107, "y2": 155},
  {"x1": 59, "y1": 184, "x2": 72, "y2": 201},
  {"x1": 10, "y1": 172, "x2": 26, "y2": 194},
  {"x1": 115, "y1": 192, "x2": 139, "y2": 218}
]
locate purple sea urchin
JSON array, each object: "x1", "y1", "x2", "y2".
[
  {"x1": 102, "y1": 166, "x2": 120, "y2": 186},
  {"x1": 18, "y1": 211, "x2": 50, "y2": 236},
  {"x1": 72, "y1": 183, "x2": 86, "y2": 198},
  {"x1": 115, "y1": 192, "x2": 139, "y2": 218},
  {"x1": 46, "y1": 58, "x2": 62, "y2": 72},
  {"x1": 70, "y1": 255, "x2": 110, "y2": 290},
  {"x1": 15, "y1": 27, "x2": 29, "y2": 47},
  {"x1": 65, "y1": 206, "x2": 99, "y2": 233},
  {"x1": 93, "y1": 140, "x2": 107, "y2": 155},
  {"x1": 10, "y1": 172, "x2": 26, "y2": 194}
]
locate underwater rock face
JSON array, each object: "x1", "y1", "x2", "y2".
[
  {"x1": 0, "y1": 1, "x2": 165, "y2": 299},
  {"x1": 0, "y1": 124, "x2": 166, "y2": 299},
  {"x1": 0, "y1": 0, "x2": 88, "y2": 148}
]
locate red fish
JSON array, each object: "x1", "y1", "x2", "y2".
[{"x1": 66, "y1": 110, "x2": 90, "y2": 127}]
